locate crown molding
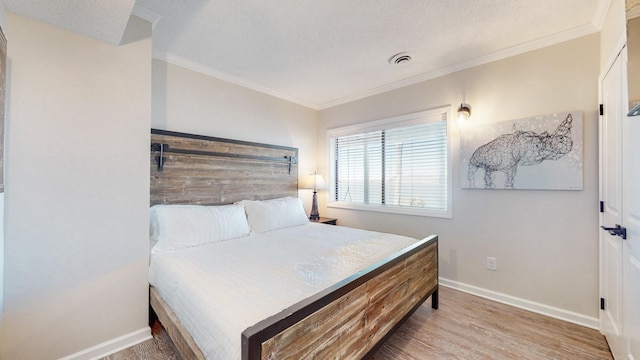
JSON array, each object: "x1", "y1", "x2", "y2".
[
  {"x1": 154, "y1": 52, "x2": 322, "y2": 110},
  {"x1": 592, "y1": 0, "x2": 613, "y2": 29},
  {"x1": 629, "y1": 5, "x2": 640, "y2": 19},
  {"x1": 132, "y1": 4, "x2": 161, "y2": 29},
  {"x1": 318, "y1": 23, "x2": 600, "y2": 109},
  {"x1": 153, "y1": 21, "x2": 599, "y2": 111}
]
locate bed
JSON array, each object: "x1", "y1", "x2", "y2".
[{"x1": 149, "y1": 129, "x2": 439, "y2": 360}]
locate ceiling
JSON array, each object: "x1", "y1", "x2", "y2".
[
  {"x1": 3, "y1": 0, "x2": 136, "y2": 45},
  {"x1": 4, "y1": 0, "x2": 608, "y2": 109}
]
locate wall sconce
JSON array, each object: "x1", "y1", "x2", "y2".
[
  {"x1": 300, "y1": 171, "x2": 327, "y2": 220},
  {"x1": 457, "y1": 103, "x2": 471, "y2": 126}
]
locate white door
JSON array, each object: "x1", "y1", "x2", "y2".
[
  {"x1": 600, "y1": 50, "x2": 625, "y2": 359},
  {"x1": 601, "y1": 47, "x2": 640, "y2": 360},
  {"x1": 622, "y1": 47, "x2": 640, "y2": 360},
  {"x1": 600, "y1": 49, "x2": 624, "y2": 359}
]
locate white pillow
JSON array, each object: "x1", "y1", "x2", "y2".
[
  {"x1": 150, "y1": 204, "x2": 251, "y2": 254},
  {"x1": 238, "y1": 197, "x2": 309, "y2": 233}
]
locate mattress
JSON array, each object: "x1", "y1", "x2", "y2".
[{"x1": 149, "y1": 222, "x2": 419, "y2": 359}]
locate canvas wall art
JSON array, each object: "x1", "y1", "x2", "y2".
[{"x1": 460, "y1": 112, "x2": 583, "y2": 190}]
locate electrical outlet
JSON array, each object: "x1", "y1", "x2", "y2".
[{"x1": 486, "y1": 257, "x2": 497, "y2": 271}]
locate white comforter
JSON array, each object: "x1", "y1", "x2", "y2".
[{"x1": 149, "y1": 223, "x2": 419, "y2": 359}]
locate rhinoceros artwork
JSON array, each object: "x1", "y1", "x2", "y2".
[{"x1": 461, "y1": 112, "x2": 583, "y2": 190}]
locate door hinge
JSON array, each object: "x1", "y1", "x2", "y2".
[
  {"x1": 599, "y1": 104, "x2": 604, "y2": 116},
  {"x1": 600, "y1": 297, "x2": 605, "y2": 310},
  {"x1": 600, "y1": 201, "x2": 604, "y2": 213}
]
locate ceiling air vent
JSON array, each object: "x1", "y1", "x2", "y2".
[{"x1": 389, "y1": 52, "x2": 414, "y2": 66}]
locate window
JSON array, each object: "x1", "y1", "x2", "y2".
[{"x1": 327, "y1": 107, "x2": 451, "y2": 218}]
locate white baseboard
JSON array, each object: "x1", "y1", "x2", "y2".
[
  {"x1": 439, "y1": 278, "x2": 600, "y2": 330},
  {"x1": 58, "y1": 327, "x2": 152, "y2": 360}
]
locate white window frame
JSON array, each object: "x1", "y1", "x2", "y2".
[{"x1": 326, "y1": 106, "x2": 452, "y2": 218}]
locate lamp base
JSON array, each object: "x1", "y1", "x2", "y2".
[{"x1": 309, "y1": 190, "x2": 320, "y2": 220}]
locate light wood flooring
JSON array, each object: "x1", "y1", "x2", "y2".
[{"x1": 102, "y1": 286, "x2": 612, "y2": 360}]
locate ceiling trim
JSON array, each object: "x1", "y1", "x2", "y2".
[
  {"x1": 132, "y1": 4, "x2": 161, "y2": 29},
  {"x1": 592, "y1": 0, "x2": 613, "y2": 29},
  {"x1": 154, "y1": 19, "x2": 599, "y2": 111},
  {"x1": 154, "y1": 52, "x2": 322, "y2": 110},
  {"x1": 318, "y1": 22, "x2": 600, "y2": 109}
]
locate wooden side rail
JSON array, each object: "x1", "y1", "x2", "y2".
[
  {"x1": 242, "y1": 235, "x2": 438, "y2": 360},
  {"x1": 150, "y1": 287, "x2": 206, "y2": 360}
]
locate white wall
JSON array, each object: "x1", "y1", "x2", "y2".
[
  {"x1": 601, "y1": 0, "x2": 627, "y2": 73},
  {"x1": 0, "y1": 13, "x2": 152, "y2": 360},
  {"x1": 151, "y1": 60, "x2": 320, "y2": 211},
  {"x1": 318, "y1": 34, "x2": 601, "y2": 321}
]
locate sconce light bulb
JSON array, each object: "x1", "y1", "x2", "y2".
[
  {"x1": 457, "y1": 103, "x2": 471, "y2": 127},
  {"x1": 458, "y1": 112, "x2": 468, "y2": 127}
]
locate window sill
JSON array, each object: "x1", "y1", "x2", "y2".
[{"x1": 327, "y1": 202, "x2": 452, "y2": 219}]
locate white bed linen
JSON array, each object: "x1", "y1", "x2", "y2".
[{"x1": 149, "y1": 223, "x2": 419, "y2": 360}]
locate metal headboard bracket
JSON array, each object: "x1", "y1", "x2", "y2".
[{"x1": 151, "y1": 143, "x2": 168, "y2": 172}]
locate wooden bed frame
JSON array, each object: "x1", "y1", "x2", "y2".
[{"x1": 149, "y1": 129, "x2": 439, "y2": 360}]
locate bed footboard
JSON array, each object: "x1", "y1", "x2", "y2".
[{"x1": 242, "y1": 234, "x2": 438, "y2": 360}]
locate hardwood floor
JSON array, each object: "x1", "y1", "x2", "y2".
[
  {"x1": 102, "y1": 286, "x2": 612, "y2": 360},
  {"x1": 371, "y1": 287, "x2": 612, "y2": 360}
]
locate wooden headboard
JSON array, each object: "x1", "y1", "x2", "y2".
[{"x1": 150, "y1": 129, "x2": 299, "y2": 206}]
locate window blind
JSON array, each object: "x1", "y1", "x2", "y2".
[{"x1": 329, "y1": 114, "x2": 448, "y2": 214}]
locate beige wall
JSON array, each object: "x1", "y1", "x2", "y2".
[
  {"x1": 151, "y1": 60, "x2": 320, "y2": 211},
  {"x1": 0, "y1": 3, "x2": 619, "y2": 357},
  {"x1": 0, "y1": 13, "x2": 152, "y2": 359},
  {"x1": 318, "y1": 34, "x2": 601, "y2": 320},
  {"x1": 601, "y1": 0, "x2": 627, "y2": 72}
]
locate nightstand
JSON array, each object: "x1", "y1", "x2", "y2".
[{"x1": 310, "y1": 217, "x2": 337, "y2": 225}]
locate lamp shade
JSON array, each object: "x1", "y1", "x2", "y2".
[{"x1": 300, "y1": 172, "x2": 327, "y2": 191}]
